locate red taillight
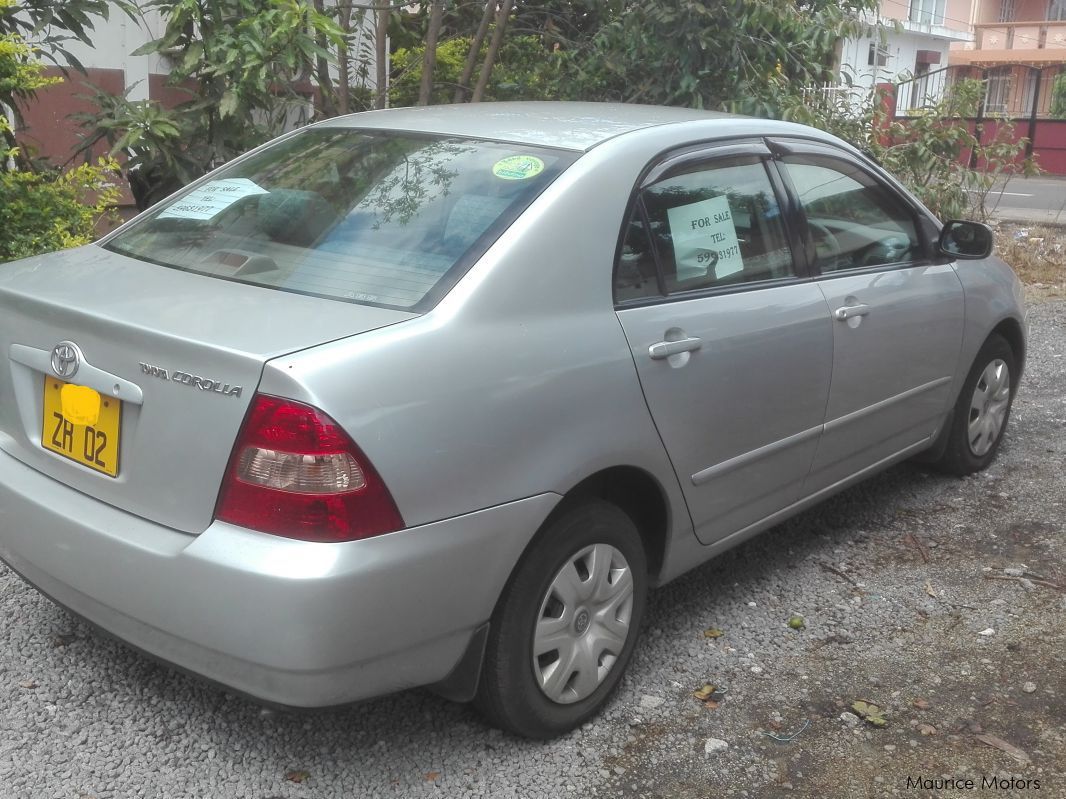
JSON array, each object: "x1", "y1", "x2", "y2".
[{"x1": 215, "y1": 394, "x2": 404, "y2": 542}]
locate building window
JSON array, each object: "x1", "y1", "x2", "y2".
[
  {"x1": 998, "y1": 0, "x2": 1015, "y2": 22},
  {"x1": 985, "y1": 67, "x2": 1012, "y2": 115},
  {"x1": 1050, "y1": 0, "x2": 1066, "y2": 21},
  {"x1": 910, "y1": 0, "x2": 946, "y2": 25},
  {"x1": 1022, "y1": 68, "x2": 1041, "y2": 114},
  {"x1": 868, "y1": 42, "x2": 890, "y2": 67}
]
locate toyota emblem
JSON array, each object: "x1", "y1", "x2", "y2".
[{"x1": 50, "y1": 341, "x2": 82, "y2": 379}]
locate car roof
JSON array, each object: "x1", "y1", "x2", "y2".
[{"x1": 316, "y1": 101, "x2": 752, "y2": 152}]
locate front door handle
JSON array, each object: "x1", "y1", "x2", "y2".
[
  {"x1": 649, "y1": 337, "x2": 702, "y2": 360},
  {"x1": 833, "y1": 304, "x2": 871, "y2": 321}
]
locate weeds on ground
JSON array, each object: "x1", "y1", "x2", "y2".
[{"x1": 994, "y1": 223, "x2": 1066, "y2": 298}]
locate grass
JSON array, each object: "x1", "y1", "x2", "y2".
[{"x1": 992, "y1": 223, "x2": 1066, "y2": 299}]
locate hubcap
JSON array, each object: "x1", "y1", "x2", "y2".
[
  {"x1": 574, "y1": 609, "x2": 591, "y2": 635},
  {"x1": 968, "y1": 358, "x2": 1011, "y2": 457},
  {"x1": 532, "y1": 543, "x2": 634, "y2": 705}
]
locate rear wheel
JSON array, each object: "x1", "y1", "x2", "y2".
[
  {"x1": 474, "y1": 500, "x2": 647, "y2": 739},
  {"x1": 934, "y1": 333, "x2": 1016, "y2": 475}
]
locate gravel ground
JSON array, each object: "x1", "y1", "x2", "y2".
[{"x1": 1, "y1": 300, "x2": 1064, "y2": 799}]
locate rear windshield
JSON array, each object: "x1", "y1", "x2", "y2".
[{"x1": 104, "y1": 129, "x2": 576, "y2": 310}]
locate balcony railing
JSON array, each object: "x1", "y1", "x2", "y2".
[
  {"x1": 973, "y1": 20, "x2": 1066, "y2": 51},
  {"x1": 898, "y1": 18, "x2": 974, "y2": 42}
]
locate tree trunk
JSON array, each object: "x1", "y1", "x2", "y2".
[
  {"x1": 337, "y1": 2, "x2": 354, "y2": 115},
  {"x1": 1, "y1": 122, "x2": 28, "y2": 173},
  {"x1": 453, "y1": 1, "x2": 495, "y2": 103},
  {"x1": 471, "y1": 0, "x2": 512, "y2": 103},
  {"x1": 310, "y1": 0, "x2": 337, "y2": 117},
  {"x1": 374, "y1": 1, "x2": 389, "y2": 109},
  {"x1": 417, "y1": 0, "x2": 445, "y2": 106}
]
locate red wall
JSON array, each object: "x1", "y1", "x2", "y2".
[
  {"x1": 15, "y1": 67, "x2": 194, "y2": 213},
  {"x1": 893, "y1": 115, "x2": 1066, "y2": 176},
  {"x1": 15, "y1": 66, "x2": 124, "y2": 165},
  {"x1": 1030, "y1": 120, "x2": 1066, "y2": 176},
  {"x1": 15, "y1": 67, "x2": 197, "y2": 167}
]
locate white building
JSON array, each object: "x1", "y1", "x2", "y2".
[{"x1": 839, "y1": 0, "x2": 976, "y2": 111}]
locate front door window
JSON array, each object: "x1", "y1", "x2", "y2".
[{"x1": 779, "y1": 157, "x2": 921, "y2": 274}]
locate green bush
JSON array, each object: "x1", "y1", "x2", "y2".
[
  {"x1": 757, "y1": 77, "x2": 1038, "y2": 222},
  {"x1": 391, "y1": 36, "x2": 468, "y2": 106},
  {"x1": 1051, "y1": 72, "x2": 1066, "y2": 120},
  {"x1": 1, "y1": 0, "x2": 121, "y2": 261},
  {"x1": 390, "y1": 34, "x2": 560, "y2": 106},
  {"x1": 0, "y1": 159, "x2": 121, "y2": 262}
]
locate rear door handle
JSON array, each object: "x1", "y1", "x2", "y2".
[
  {"x1": 649, "y1": 337, "x2": 702, "y2": 360},
  {"x1": 833, "y1": 304, "x2": 871, "y2": 321}
]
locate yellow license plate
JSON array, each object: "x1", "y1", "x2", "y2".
[{"x1": 41, "y1": 376, "x2": 121, "y2": 477}]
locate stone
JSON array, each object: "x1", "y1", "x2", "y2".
[{"x1": 704, "y1": 738, "x2": 729, "y2": 755}]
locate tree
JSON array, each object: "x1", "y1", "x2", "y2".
[
  {"x1": 471, "y1": 0, "x2": 514, "y2": 102},
  {"x1": 0, "y1": 5, "x2": 58, "y2": 167},
  {"x1": 557, "y1": 0, "x2": 876, "y2": 109},
  {"x1": 767, "y1": 76, "x2": 1038, "y2": 221},
  {"x1": 507, "y1": 0, "x2": 621, "y2": 48},
  {"x1": 390, "y1": 34, "x2": 557, "y2": 106},
  {"x1": 77, "y1": 0, "x2": 343, "y2": 208},
  {"x1": 0, "y1": 0, "x2": 130, "y2": 71},
  {"x1": 1, "y1": 0, "x2": 130, "y2": 166},
  {"x1": 132, "y1": 0, "x2": 342, "y2": 162},
  {"x1": 418, "y1": 0, "x2": 445, "y2": 105},
  {"x1": 0, "y1": 0, "x2": 119, "y2": 261},
  {"x1": 312, "y1": 0, "x2": 376, "y2": 116},
  {"x1": 1051, "y1": 72, "x2": 1066, "y2": 120},
  {"x1": 453, "y1": 1, "x2": 495, "y2": 102},
  {"x1": 399, "y1": 0, "x2": 561, "y2": 105},
  {"x1": 375, "y1": 1, "x2": 390, "y2": 109},
  {"x1": 334, "y1": 1, "x2": 370, "y2": 115}
]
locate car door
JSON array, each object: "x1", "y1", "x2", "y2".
[
  {"x1": 614, "y1": 144, "x2": 833, "y2": 546},
  {"x1": 772, "y1": 142, "x2": 965, "y2": 491}
]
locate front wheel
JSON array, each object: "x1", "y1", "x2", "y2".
[
  {"x1": 474, "y1": 500, "x2": 648, "y2": 739},
  {"x1": 934, "y1": 333, "x2": 1016, "y2": 475}
]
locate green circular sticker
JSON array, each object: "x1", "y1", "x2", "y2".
[{"x1": 492, "y1": 155, "x2": 545, "y2": 180}]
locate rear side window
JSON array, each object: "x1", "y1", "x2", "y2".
[
  {"x1": 614, "y1": 158, "x2": 793, "y2": 301},
  {"x1": 781, "y1": 157, "x2": 921, "y2": 273},
  {"x1": 105, "y1": 130, "x2": 575, "y2": 310}
]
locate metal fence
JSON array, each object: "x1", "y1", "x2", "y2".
[
  {"x1": 890, "y1": 63, "x2": 1066, "y2": 175},
  {"x1": 893, "y1": 66, "x2": 956, "y2": 116},
  {"x1": 893, "y1": 63, "x2": 1066, "y2": 119}
]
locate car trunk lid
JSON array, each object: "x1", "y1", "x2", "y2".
[{"x1": 0, "y1": 245, "x2": 415, "y2": 534}]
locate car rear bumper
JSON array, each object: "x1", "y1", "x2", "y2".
[{"x1": 0, "y1": 444, "x2": 557, "y2": 706}]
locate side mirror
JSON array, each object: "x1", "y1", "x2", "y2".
[{"x1": 938, "y1": 220, "x2": 993, "y2": 260}]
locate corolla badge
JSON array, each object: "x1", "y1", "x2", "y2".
[
  {"x1": 50, "y1": 341, "x2": 83, "y2": 379},
  {"x1": 139, "y1": 362, "x2": 243, "y2": 398}
]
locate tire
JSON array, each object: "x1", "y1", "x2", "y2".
[
  {"x1": 934, "y1": 333, "x2": 1016, "y2": 476},
  {"x1": 474, "y1": 500, "x2": 648, "y2": 739}
]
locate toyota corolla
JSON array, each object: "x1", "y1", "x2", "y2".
[{"x1": 0, "y1": 102, "x2": 1025, "y2": 738}]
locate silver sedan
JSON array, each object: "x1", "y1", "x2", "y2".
[{"x1": 0, "y1": 102, "x2": 1025, "y2": 738}]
